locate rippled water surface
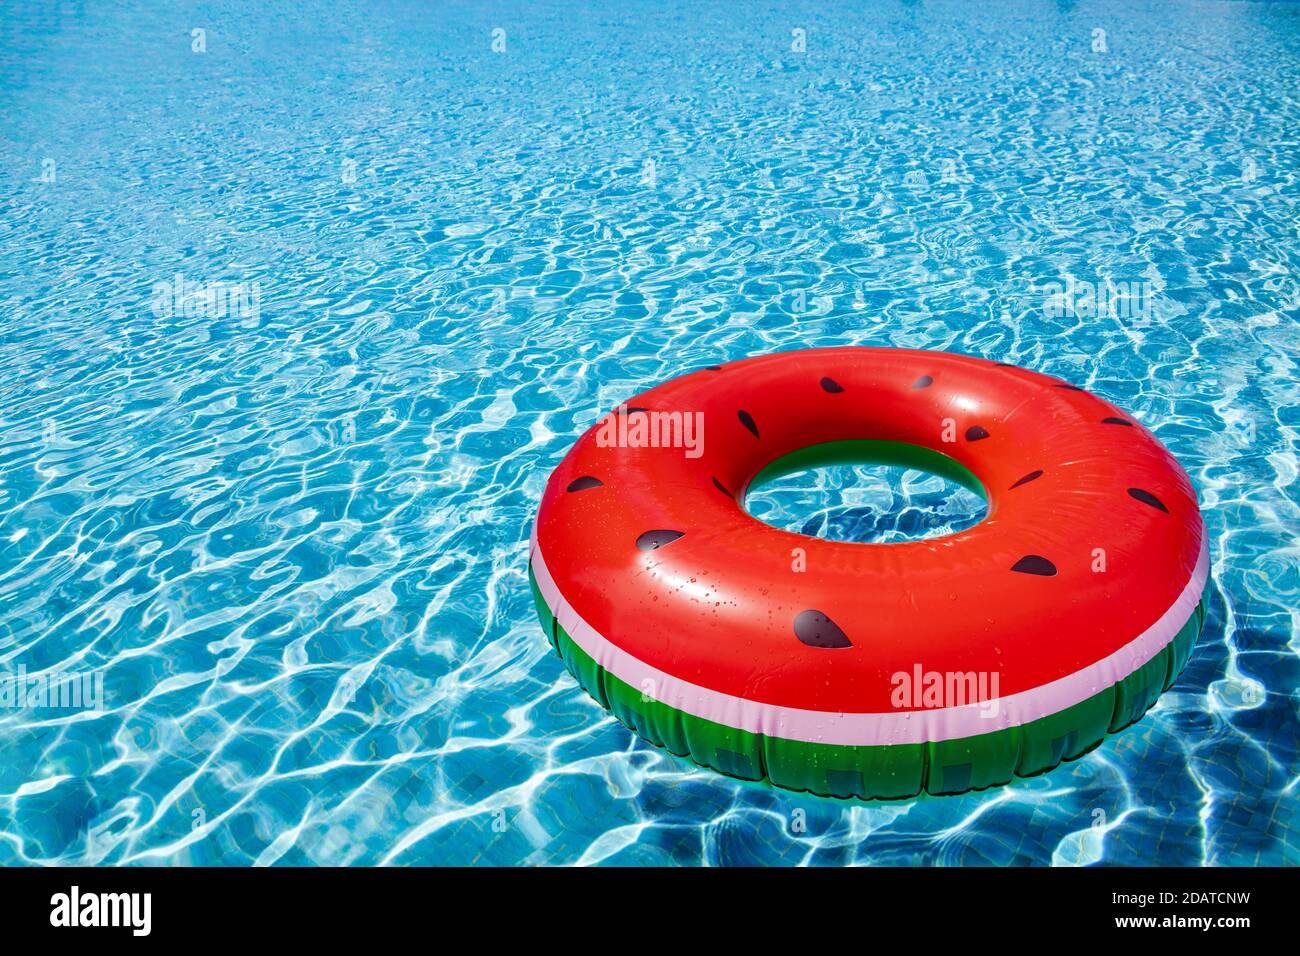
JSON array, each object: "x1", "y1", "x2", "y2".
[{"x1": 1, "y1": 1, "x2": 1297, "y2": 865}]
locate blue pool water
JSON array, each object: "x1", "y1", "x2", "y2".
[
  {"x1": 1, "y1": 0, "x2": 1297, "y2": 866},
  {"x1": 747, "y1": 463, "x2": 989, "y2": 543}
]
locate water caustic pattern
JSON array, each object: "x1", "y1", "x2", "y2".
[{"x1": 0, "y1": 1, "x2": 1296, "y2": 864}]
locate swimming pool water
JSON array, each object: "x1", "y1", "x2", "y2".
[
  {"x1": 747, "y1": 463, "x2": 989, "y2": 543},
  {"x1": 1, "y1": 0, "x2": 1296, "y2": 865}
]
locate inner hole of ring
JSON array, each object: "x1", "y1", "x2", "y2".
[{"x1": 741, "y1": 440, "x2": 989, "y2": 544}]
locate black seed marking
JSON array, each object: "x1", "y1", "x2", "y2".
[
  {"x1": 966, "y1": 425, "x2": 990, "y2": 441},
  {"x1": 704, "y1": 365, "x2": 722, "y2": 371},
  {"x1": 636, "y1": 530, "x2": 684, "y2": 551},
  {"x1": 621, "y1": 406, "x2": 648, "y2": 415},
  {"x1": 737, "y1": 410, "x2": 760, "y2": 438},
  {"x1": 1011, "y1": 555, "x2": 1057, "y2": 576},
  {"x1": 1127, "y1": 487, "x2": 1169, "y2": 513},
  {"x1": 1010, "y1": 470, "x2": 1043, "y2": 489},
  {"x1": 566, "y1": 476, "x2": 603, "y2": 492},
  {"x1": 712, "y1": 477, "x2": 733, "y2": 498},
  {"x1": 820, "y1": 376, "x2": 844, "y2": 393},
  {"x1": 1054, "y1": 384, "x2": 1084, "y2": 391},
  {"x1": 996, "y1": 362, "x2": 1015, "y2": 368},
  {"x1": 1102, "y1": 416, "x2": 1132, "y2": 426},
  {"x1": 793, "y1": 610, "x2": 852, "y2": 649},
  {"x1": 912, "y1": 375, "x2": 933, "y2": 389}
]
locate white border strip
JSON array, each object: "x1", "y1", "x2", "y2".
[{"x1": 530, "y1": 523, "x2": 1209, "y2": 746}]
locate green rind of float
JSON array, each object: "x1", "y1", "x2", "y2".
[
  {"x1": 746, "y1": 439, "x2": 988, "y2": 502},
  {"x1": 531, "y1": 565, "x2": 1206, "y2": 799}
]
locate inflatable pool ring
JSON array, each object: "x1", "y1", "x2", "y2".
[{"x1": 529, "y1": 347, "x2": 1207, "y2": 798}]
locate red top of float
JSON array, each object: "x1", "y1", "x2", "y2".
[{"x1": 533, "y1": 347, "x2": 1205, "y2": 714}]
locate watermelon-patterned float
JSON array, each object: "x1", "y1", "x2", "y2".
[{"x1": 529, "y1": 347, "x2": 1208, "y2": 799}]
